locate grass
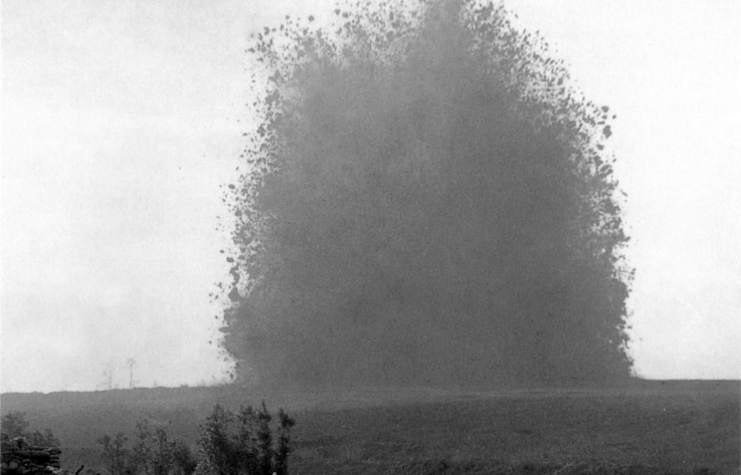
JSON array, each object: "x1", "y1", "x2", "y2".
[{"x1": 1, "y1": 380, "x2": 738, "y2": 474}]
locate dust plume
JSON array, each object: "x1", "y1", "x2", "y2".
[{"x1": 218, "y1": 0, "x2": 633, "y2": 388}]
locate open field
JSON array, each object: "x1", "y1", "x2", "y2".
[{"x1": 2, "y1": 380, "x2": 738, "y2": 474}]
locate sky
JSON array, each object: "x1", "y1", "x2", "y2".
[{"x1": 1, "y1": 0, "x2": 739, "y2": 393}]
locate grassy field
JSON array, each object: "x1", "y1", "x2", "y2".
[{"x1": 1, "y1": 380, "x2": 738, "y2": 474}]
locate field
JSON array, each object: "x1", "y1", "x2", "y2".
[{"x1": 1, "y1": 380, "x2": 738, "y2": 474}]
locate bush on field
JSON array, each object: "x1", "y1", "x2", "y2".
[
  {"x1": 1, "y1": 411, "x2": 60, "y2": 447},
  {"x1": 128, "y1": 418, "x2": 196, "y2": 475},
  {"x1": 97, "y1": 403, "x2": 294, "y2": 475},
  {"x1": 97, "y1": 433, "x2": 130, "y2": 475},
  {"x1": 195, "y1": 403, "x2": 295, "y2": 475}
]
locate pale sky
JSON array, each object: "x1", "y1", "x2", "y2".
[{"x1": 1, "y1": 0, "x2": 739, "y2": 393}]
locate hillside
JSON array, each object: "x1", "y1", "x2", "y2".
[{"x1": 2, "y1": 380, "x2": 738, "y2": 474}]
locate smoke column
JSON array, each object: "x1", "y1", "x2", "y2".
[{"x1": 218, "y1": 0, "x2": 633, "y2": 388}]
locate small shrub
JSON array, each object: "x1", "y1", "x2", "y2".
[
  {"x1": 1, "y1": 411, "x2": 60, "y2": 447},
  {"x1": 95, "y1": 402, "x2": 293, "y2": 475},
  {"x1": 100, "y1": 417, "x2": 195, "y2": 475},
  {"x1": 195, "y1": 402, "x2": 295, "y2": 475},
  {"x1": 131, "y1": 419, "x2": 154, "y2": 475},
  {"x1": 129, "y1": 418, "x2": 178, "y2": 475},
  {"x1": 1, "y1": 411, "x2": 30, "y2": 439},
  {"x1": 171, "y1": 439, "x2": 197, "y2": 475},
  {"x1": 97, "y1": 433, "x2": 129, "y2": 475}
]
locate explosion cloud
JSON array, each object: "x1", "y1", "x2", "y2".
[{"x1": 218, "y1": 0, "x2": 633, "y2": 388}]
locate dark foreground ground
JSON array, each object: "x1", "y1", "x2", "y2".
[{"x1": 1, "y1": 380, "x2": 738, "y2": 474}]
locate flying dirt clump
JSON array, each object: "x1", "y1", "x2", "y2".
[{"x1": 217, "y1": 0, "x2": 633, "y2": 388}]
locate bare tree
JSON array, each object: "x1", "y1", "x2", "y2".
[
  {"x1": 126, "y1": 358, "x2": 136, "y2": 389},
  {"x1": 102, "y1": 361, "x2": 115, "y2": 390}
]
